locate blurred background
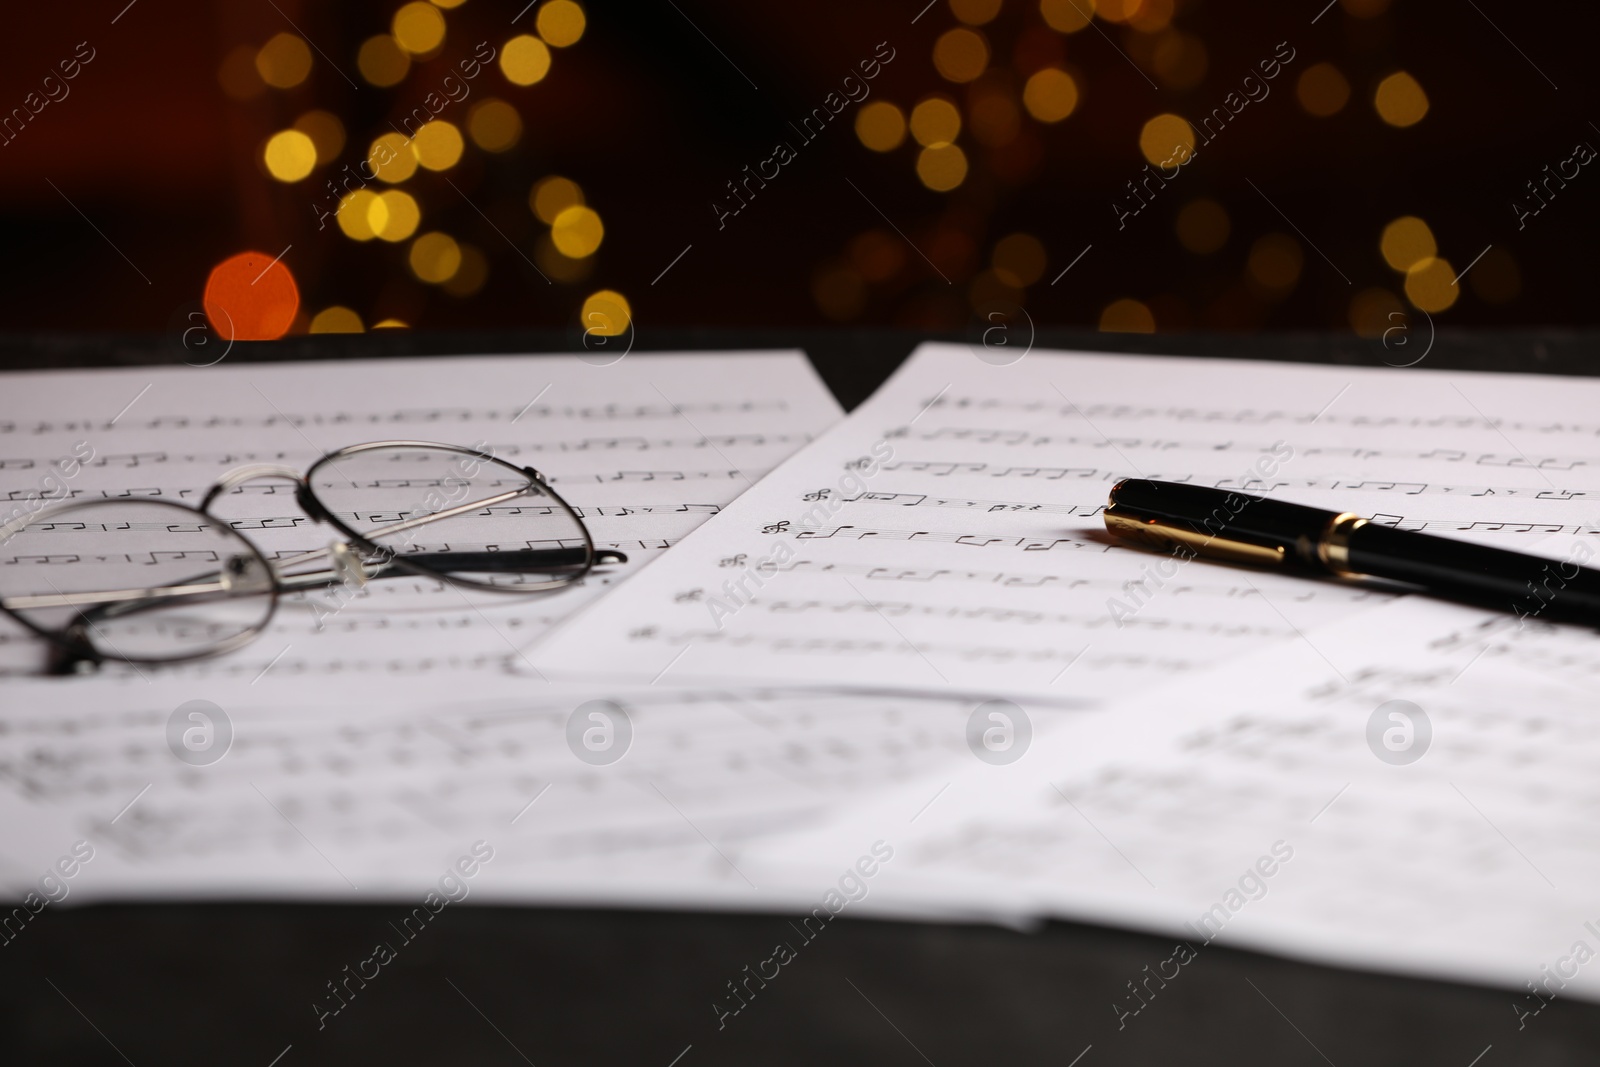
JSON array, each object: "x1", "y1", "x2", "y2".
[{"x1": 0, "y1": 0, "x2": 1590, "y2": 345}]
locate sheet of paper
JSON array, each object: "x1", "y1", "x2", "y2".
[
  {"x1": 535, "y1": 342, "x2": 1600, "y2": 702},
  {"x1": 0, "y1": 674, "x2": 1033, "y2": 921},
  {"x1": 0, "y1": 352, "x2": 841, "y2": 680},
  {"x1": 748, "y1": 594, "x2": 1600, "y2": 1002}
]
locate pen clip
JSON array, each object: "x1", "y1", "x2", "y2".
[{"x1": 1103, "y1": 502, "x2": 1289, "y2": 567}]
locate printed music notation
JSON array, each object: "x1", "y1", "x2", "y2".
[
  {"x1": 791, "y1": 524, "x2": 1104, "y2": 551},
  {"x1": 0, "y1": 400, "x2": 797, "y2": 438}
]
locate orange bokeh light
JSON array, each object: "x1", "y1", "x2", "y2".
[{"x1": 203, "y1": 251, "x2": 299, "y2": 341}]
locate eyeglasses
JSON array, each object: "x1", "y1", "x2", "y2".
[{"x1": 0, "y1": 440, "x2": 624, "y2": 671}]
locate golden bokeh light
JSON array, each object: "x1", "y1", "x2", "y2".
[
  {"x1": 1139, "y1": 113, "x2": 1195, "y2": 167},
  {"x1": 263, "y1": 129, "x2": 317, "y2": 183},
  {"x1": 1405, "y1": 257, "x2": 1459, "y2": 312},
  {"x1": 1297, "y1": 63, "x2": 1350, "y2": 117},
  {"x1": 256, "y1": 33, "x2": 312, "y2": 89},
  {"x1": 1349, "y1": 288, "x2": 1404, "y2": 337},
  {"x1": 372, "y1": 190, "x2": 421, "y2": 242},
  {"x1": 392, "y1": 2, "x2": 447, "y2": 56},
  {"x1": 409, "y1": 232, "x2": 463, "y2": 283},
  {"x1": 1040, "y1": 0, "x2": 1096, "y2": 33},
  {"x1": 468, "y1": 98, "x2": 523, "y2": 152},
  {"x1": 911, "y1": 97, "x2": 962, "y2": 147},
  {"x1": 537, "y1": 0, "x2": 587, "y2": 46},
  {"x1": 337, "y1": 189, "x2": 381, "y2": 241},
  {"x1": 581, "y1": 289, "x2": 632, "y2": 337},
  {"x1": 502, "y1": 34, "x2": 552, "y2": 85},
  {"x1": 444, "y1": 245, "x2": 490, "y2": 297},
  {"x1": 373, "y1": 319, "x2": 410, "y2": 329},
  {"x1": 1152, "y1": 31, "x2": 1207, "y2": 90},
  {"x1": 1100, "y1": 298, "x2": 1156, "y2": 333},
  {"x1": 535, "y1": 235, "x2": 594, "y2": 283},
  {"x1": 1380, "y1": 216, "x2": 1436, "y2": 272},
  {"x1": 1128, "y1": 0, "x2": 1175, "y2": 32},
  {"x1": 856, "y1": 101, "x2": 907, "y2": 152},
  {"x1": 1246, "y1": 233, "x2": 1304, "y2": 296},
  {"x1": 1022, "y1": 67, "x2": 1079, "y2": 123},
  {"x1": 219, "y1": 45, "x2": 265, "y2": 101},
  {"x1": 358, "y1": 35, "x2": 411, "y2": 87},
  {"x1": 933, "y1": 28, "x2": 990, "y2": 83},
  {"x1": 551, "y1": 204, "x2": 604, "y2": 258},
  {"x1": 531, "y1": 176, "x2": 584, "y2": 224},
  {"x1": 1096, "y1": 0, "x2": 1143, "y2": 21},
  {"x1": 950, "y1": 0, "x2": 1003, "y2": 25},
  {"x1": 293, "y1": 110, "x2": 346, "y2": 166},
  {"x1": 1375, "y1": 71, "x2": 1428, "y2": 128},
  {"x1": 369, "y1": 132, "x2": 419, "y2": 183},
  {"x1": 916, "y1": 143, "x2": 969, "y2": 191},
  {"x1": 413, "y1": 121, "x2": 465, "y2": 171},
  {"x1": 310, "y1": 306, "x2": 364, "y2": 334},
  {"x1": 992, "y1": 233, "x2": 1048, "y2": 287},
  {"x1": 1341, "y1": 0, "x2": 1391, "y2": 15},
  {"x1": 432, "y1": 0, "x2": 468, "y2": 7},
  {"x1": 1176, "y1": 198, "x2": 1229, "y2": 254}
]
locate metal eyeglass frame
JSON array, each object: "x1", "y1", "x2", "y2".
[{"x1": 0, "y1": 439, "x2": 625, "y2": 670}]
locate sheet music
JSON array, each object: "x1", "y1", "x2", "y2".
[
  {"x1": 0, "y1": 674, "x2": 1026, "y2": 918},
  {"x1": 535, "y1": 342, "x2": 1600, "y2": 702},
  {"x1": 746, "y1": 594, "x2": 1600, "y2": 1002},
  {"x1": 0, "y1": 352, "x2": 841, "y2": 678}
]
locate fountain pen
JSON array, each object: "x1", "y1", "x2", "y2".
[{"x1": 1103, "y1": 478, "x2": 1600, "y2": 625}]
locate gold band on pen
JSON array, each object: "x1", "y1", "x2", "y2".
[{"x1": 1317, "y1": 513, "x2": 1367, "y2": 576}]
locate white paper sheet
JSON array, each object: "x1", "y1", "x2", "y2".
[
  {"x1": 0, "y1": 352, "x2": 841, "y2": 679},
  {"x1": 747, "y1": 593, "x2": 1600, "y2": 1002},
  {"x1": 534, "y1": 342, "x2": 1600, "y2": 702}
]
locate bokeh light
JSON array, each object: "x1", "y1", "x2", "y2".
[
  {"x1": 1139, "y1": 113, "x2": 1195, "y2": 167},
  {"x1": 263, "y1": 130, "x2": 317, "y2": 183},
  {"x1": 392, "y1": 2, "x2": 447, "y2": 56},
  {"x1": 256, "y1": 33, "x2": 312, "y2": 89},
  {"x1": 338, "y1": 190, "x2": 381, "y2": 241},
  {"x1": 581, "y1": 289, "x2": 632, "y2": 336},
  {"x1": 1246, "y1": 233, "x2": 1304, "y2": 297},
  {"x1": 536, "y1": 236, "x2": 594, "y2": 283},
  {"x1": 1380, "y1": 216, "x2": 1436, "y2": 272},
  {"x1": 1176, "y1": 198, "x2": 1229, "y2": 254},
  {"x1": 933, "y1": 28, "x2": 990, "y2": 83},
  {"x1": 1405, "y1": 257, "x2": 1459, "y2": 312},
  {"x1": 468, "y1": 98, "x2": 524, "y2": 152},
  {"x1": 444, "y1": 245, "x2": 490, "y2": 297},
  {"x1": 293, "y1": 111, "x2": 346, "y2": 166},
  {"x1": 969, "y1": 86, "x2": 1021, "y2": 147},
  {"x1": 373, "y1": 319, "x2": 410, "y2": 329},
  {"x1": 951, "y1": 0, "x2": 1003, "y2": 25},
  {"x1": 1096, "y1": 0, "x2": 1142, "y2": 21},
  {"x1": 358, "y1": 35, "x2": 411, "y2": 87},
  {"x1": 856, "y1": 102, "x2": 908, "y2": 152},
  {"x1": 1470, "y1": 247, "x2": 1521, "y2": 305},
  {"x1": 1128, "y1": 0, "x2": 1175, "y2": 32},
  {"x1": 1040, "y1": 0, "x2": 1096, "y2": 33},
  {"x1": 409, "y1": 232, "x2": 463, "y2": 283},
  {"x1": 372, "y1": 190, "x2": 421, "y2": 242},
  {"x1": 1022, "y1": 68, "x2": 1079, "y2": 123},
  {"x1": 1297, "y1": 63, "x2": 1350, "y2": 117},
  {"x1": 537, "y1": 0, "x2": 587, "y2": 47},
  {"x1": 551, "y1": 205, "x2": 605, "y2": 258},
  {"x1": 813, "y1": 263, "x2": 867, "y2": 321},
  {"x1": 369, "y1": 132, "x2": 419, "y2": 183},
  {"x1": 1100, "y1": 298, "x2": 1156, "y2": 333},
  {"x1": 1349, "y1": 288, "x2": 1404, "y2": 337},
  {"x1": 850, "y1": 230, "x2": 906, "y2": 282},
  {"x1": 219, "y1": 45, "x2": 265, "y2": 101},
  {"x1": 1375, "y1": 71, "x2": 1428, "y2": 128},
  {"x1": 992, "y1": 233, "x2": 1047, "y2": 287},
  {"x1": 531, "y1": 176, "x2": 585, "y2": 224},
  {"x1": 916, "y1": 143, "x2": 969, "y2": 191},
  {"x1": 310, "y1": 306, "x2": 364, "y2": 333},
  {"x1": 1151, "y1": 31, "x2": 1207, "y2": 90},
  {"x1": 911, "y1": 97, "x2": 962, "y2": 148},
  {"x1": 204, "y1": 252, "x2": 300, "y2": 341},
  {"x1": 413, "y1": 121, "x2": 464, "y2": 171},
  {"x1": 502, "y1": 35, "x2": 553, "y2": 85}
]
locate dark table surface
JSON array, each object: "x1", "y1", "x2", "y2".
[{"x1": 3, "y1": 328, "x2": 1597, "y2": 1066}]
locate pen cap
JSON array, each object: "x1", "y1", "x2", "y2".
[{"x1": 1105, "y1": 479, "x2": 1338, "y2": 568}]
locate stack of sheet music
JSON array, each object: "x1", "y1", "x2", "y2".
[{"x1": 4, "y1": 344, "x2": 1598, "y2": 1003}]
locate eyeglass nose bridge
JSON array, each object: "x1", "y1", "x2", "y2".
[{"x1": 198, "y1": 465, "x2": 311, "y2": 513}]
